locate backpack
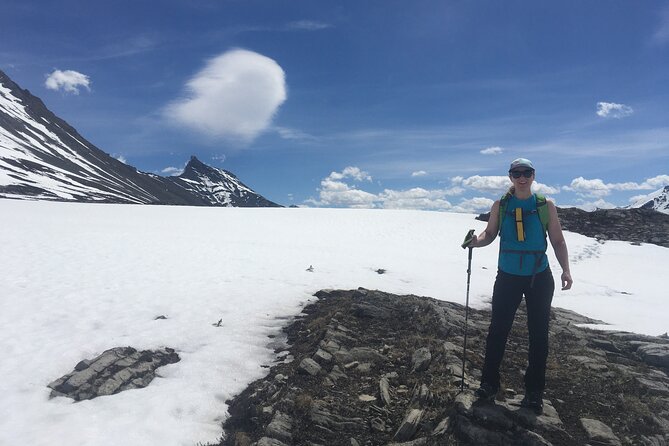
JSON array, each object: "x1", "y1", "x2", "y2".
[
  {"x1": 497, "y1": 193, "x2": 550, "y2": 286},
  {"x1": 498, "y1": 192, "x2": 550, "y2": 236}
]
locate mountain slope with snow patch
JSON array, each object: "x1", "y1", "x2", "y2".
[{"x1": 0, "y1": 70, "x2": 278, "y2": 207}]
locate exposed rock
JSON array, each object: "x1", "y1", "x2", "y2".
[
  {"x1": 580, "y1": 418, "x2": 622, "y2": 446},
  {"x1": 48, "y1": 346, "x2": 179, "y2": 401},
  {"x1": 393, "y1": 409, "x2": 424, "y2": 442},
  {"x1": 256, "y1": 437, "x2": 289, "y2": 446},
  {"x1": 298, "y1": 358, "x2": 322, "y2": 376},
  {"x1": 219, "y1": 289, "x2": 669, "y2": 446},
  {"x1": 265, "y1": 411, "x2": 292, "y2": 443},
  {"x1": 379, "y1": 376, "x2": 392, "y2": 406},
  {"x1": 637, "y1": 344, "x2": 669, "y2": 368}
]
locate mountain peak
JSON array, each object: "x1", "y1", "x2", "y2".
[
  {"x1": 629, "y1": 185, "x2": 669, "y2": 214},
  {"x1": 0, "y1": 70, "x2": 279, "y2": 207}
]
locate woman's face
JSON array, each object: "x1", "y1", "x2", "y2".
[{"x1": 509, "y1": 168, "x2": 535, "y2": 191}]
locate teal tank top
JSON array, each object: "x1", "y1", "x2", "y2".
[{"x1": 498, "y1": 194, "x2": 549, "y2": 276}]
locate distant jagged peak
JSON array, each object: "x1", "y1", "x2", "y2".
[
  {"x1": 180, "y1": 155, "x2": 239, "y2": 181},
  {"x1": 629, "y1": 185, "x2": 669, "y2": 215}
]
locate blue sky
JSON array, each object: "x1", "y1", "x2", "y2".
[{"x1": 2, "y1": 0, "x2": 668, "y2": 211}]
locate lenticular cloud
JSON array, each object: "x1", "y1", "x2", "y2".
[{"x1": 166, "y1": 49, "x2": 287, "y2": 141}]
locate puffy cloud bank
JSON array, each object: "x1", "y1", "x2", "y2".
[
  {"x1": 306, "y1": 167, "x2": 668, "y2": 212},
  {"x1": 307, "y1": 167, "x2": 488, "y2": 213},
  {"x1": 44, "y1": 70, "x2": 91, "y2": 94},
  {"x1": 565, "y1": 175, "x2": 669, "y2": 197},
  {"x1": 166, "y1": 49, "x2": 286, "y2": 141},
  {"x1": 596, "y1": 101, "x2": 633, "y2": 119}
]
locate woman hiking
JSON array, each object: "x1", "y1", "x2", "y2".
[{"x1": 465, "y1": 158, "x2": 573, "y2": 414}]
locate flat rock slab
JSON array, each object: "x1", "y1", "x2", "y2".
[
  {"x1": 48, "y1": 346, "x2": 179, "y2": 401},
  {"x1": 580, "y1": 418, "x2": 622, "y2": 446},
  {"x1": 637, "y1": 344, "x2": 669, "y2": 368}
]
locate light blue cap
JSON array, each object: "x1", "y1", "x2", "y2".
[{"x1": 508, "y1": 158, "x2": 534, "y2": 172}]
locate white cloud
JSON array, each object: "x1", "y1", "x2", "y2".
[
  {"x1": 532, "y1": 183, "x2": 561, "y2": 195},
  {"x1": 308, "y1": 167, "x2": 463, "y2": 210},
  {"x1": 328, "y1": 166, "x2": 372, "y2": 182},
  {"x1": 565, "y1": 175, "x2": 669, "y2": 198},
  {"x1": 564, "y1": 177, "x2": 613, "y2": 197},
  {"x1": 451, "y1": 197, "x2": 495, "y2": 214},
  {"x1": 653, "y1": 6, "x2": 669, "y2": 44},
  {"x1": 285, "y1": 20, "x2": 332, "y2": 31},
  {"x1": 411, "y1": 170, "x2": 428, "y2": 177},
  {"x1": 379, "y1": 188, "x2": 452, "y2": 211},
  {"x1": 165, "y1": 49, "x2": 286, "y2": 142},
  {"x1": 480, "y1": 146, "x2": 504, "y2": 155},
  {"x1": 643, "y1": 174, "x2": 669, "y2": 188},
  {"x1": 115, "y1": 155, "x2": 127, "y2": 164},
  {"x1": 44, "y1": 69, "x2": 91, "y2": 94},
  {"x1": 457, "y1": 175, "x2": 512, "y2": 194},
  {"x1": 315, "y1": 178, "x2": 378, "y2": 208},
  {"x1": 452, "y1": 175, "x2": 560, "y2": 197},
  {"x1": 275, "y1": 126, "x2": 316, "y2": 141},
  {"x1": 162, "y1": 166, "x2": 184, "y2": 176},
  {"x1": 596, "y1": 102, "x2": 633, "y2": 119}
]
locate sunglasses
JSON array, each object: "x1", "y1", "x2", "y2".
[{"x1": 510, "y1": 170, "x2": 534, "y2": 179}]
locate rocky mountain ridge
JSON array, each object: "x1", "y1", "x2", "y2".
[{"x1": 0, "y1": 69, "x2": 278, "y2": 207}]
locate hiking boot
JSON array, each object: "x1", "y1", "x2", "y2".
[
  {"x1": 474, "y1": 383, "x2": 498, "y2": 402},
  {"x1": 520, "y1": 391, "x2": 544, "y2": 415}
]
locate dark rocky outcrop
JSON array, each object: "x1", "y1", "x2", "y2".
[
  {"x1": 476, "y1": 207, "x2": 669, "y2": 248},
  {"x1": 48, "y1": 346, "x2": 180, "y2": 401},
  {"x1": 217, "y1": 289, "x2": 669, "y2": 445}
]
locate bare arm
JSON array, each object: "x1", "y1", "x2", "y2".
[
  {"x1": 546, "y1": 201, "x2": 573, "y2": 290},
  {"x1": 469, "y1": 200, "x2": 500, "y2": 248}
]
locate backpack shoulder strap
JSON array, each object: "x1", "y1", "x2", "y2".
[
  {"x1": 534, "y1": 194, "x2": 549, "y2": 235},
  {"x1": 497, "y1": 192, "x2": 512, "y2": 235}
]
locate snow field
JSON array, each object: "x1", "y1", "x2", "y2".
[{"x1": 0, "y1": 200, "x2": 667, "y2": 446}]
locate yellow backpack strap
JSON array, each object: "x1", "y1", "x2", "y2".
[{"x1": 515, "y1": 207, "x2": 525, "y2": 241}]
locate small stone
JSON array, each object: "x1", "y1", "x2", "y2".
[
  {"x1": 313, "y1": 349, "x2": 333, "y2": 365},
  {"x1": 432, "y1": 417, "x2": 450, "y2": 436},
  {"x1": 411, "y1": 347, "x2": 432, "y2": 373},
  {"x1": 298, "y1": 358, "x2": 323, "y2": 376},
  {"x1": 370, "y1": 417, "x2": 386, "y2": 433},
  {"x1": 393, "y1": 409, "x2": 424, "y2": 442},
  {"x1": 74, "y1": 360, "x2": 91, "y2": 371},
  {"x1": 344, "y1": 361, "x2": 360, "y2": 370}
]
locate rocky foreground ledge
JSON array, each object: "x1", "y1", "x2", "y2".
[{"x1": 216, "y1": 289, "x2": 669, "y2": 446}]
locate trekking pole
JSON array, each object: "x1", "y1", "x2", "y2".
[{"x1": 460, "y1": 230, "x2": 475, "y2": 392}]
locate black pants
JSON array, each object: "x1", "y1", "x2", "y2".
[{"x1": 480, "y1": 268, "x2": 555, "y2": 393}]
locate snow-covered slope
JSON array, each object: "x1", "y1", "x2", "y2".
[
  {"x1": 0, "y1": 69, "x2": 278, "y2": 207},
  {"x1": 629, "y1": 186, "x2": 669, "y2": 214},
  {"x1": 1, "y1": 200, "x2": 668, "y2": 446}
]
